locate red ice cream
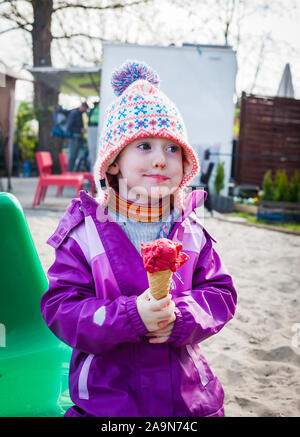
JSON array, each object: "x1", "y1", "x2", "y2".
[{"x1": 141, "y1": 238, "x2": 189, "y2": 273}]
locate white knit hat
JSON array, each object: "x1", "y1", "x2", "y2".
[{"x1": 94, "y1": 60, "x2": 200, "y2": 209}]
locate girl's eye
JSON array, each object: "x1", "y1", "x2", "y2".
[
  {"x1": 138, "y1": 143, "x2": 151, "y2": 150},
  {"x1": 167, "y1": 144, "x2": 180, "y2": 153}
]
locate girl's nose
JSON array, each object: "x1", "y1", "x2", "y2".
[
  {"x1": 153, "y1": 161, "x2": 167, "y2": 169},
  {"x1": 152, "y1": 151, "x2": 167, "y2": 169}
]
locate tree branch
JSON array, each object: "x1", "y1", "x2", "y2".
[
  {"x1": 0, "y1": 25, "x2": 24, "y2": 35},
  {"x1": 52, "y1": 0, "x2": 151, "y2": 13},
  {"x1": 52, "y1": 32, "x2": 110, "y2": 42},
  {"x1": 0, "y1": 12, "x2": 32, "y2": 32},
  {"x1": 0, "y1": 0, "x2": 33, "y2": 32},
  {"x1": 11, "y1": 1, "x2": 32, "y2": 26},
  {"x1": 249, "y1": 33, "x2": 269, "y2": 93}
]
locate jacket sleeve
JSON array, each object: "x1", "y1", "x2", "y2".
[
  {"x1": 66, "y1": 110, "x2": 76, "y2": 133},
  {"x1": 40, "y1": 236, "x2": 148, "y2": 355},
  {"x1": 167, "y1": 233, "x2": 237, "y2": 347}
]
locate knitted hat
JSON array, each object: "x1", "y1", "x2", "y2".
[{"x1": 94, "y1": 60, "x2": 200, "y2": 209}]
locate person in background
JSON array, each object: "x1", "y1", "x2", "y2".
[
  {"x1": 87, "y1": 100, "x2": 99, "y2": 171},
  {"x1": 200, "y1": 149, "x2": 214, "y2": 215},
  {"x1": 66, "y1": 102, "x2": 89, "y2": 171}
]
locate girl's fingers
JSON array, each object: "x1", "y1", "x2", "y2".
[
  {"x1": 157, "y1": 313, "x2": 176, "y2": 328},
  {"x1": 158, "y1": 319, "x2": 171, "y2": 329},
  {"x1": 146, "y1": 321, "x2": 175, "y2": 337},
  {"x1": 156, "y1": 301, "x2": 175, "y2": 320},
  {"x1": 150, "y1": 294, "x2": 172, "y2": 311},
  {"x1": 158, "y1": 310, "x2": 176, "y2": 325}
]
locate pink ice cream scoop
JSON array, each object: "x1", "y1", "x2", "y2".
[{"x1": 141, "y1": 238, "x2": 189, "y2": 273}]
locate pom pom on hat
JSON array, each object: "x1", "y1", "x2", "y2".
[{"x1": 111, "y1": 60, "x2": 160, "y2": 96}]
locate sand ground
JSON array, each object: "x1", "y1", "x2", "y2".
[{"x1": 5, "y1": 177, "x2": 300, "y2": 417}]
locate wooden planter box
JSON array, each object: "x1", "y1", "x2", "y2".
[
  {"x1": 257, "y1": 200, "x2": 300, "y2": 223},
  {"x1": 234, "y1": 203, "x2": 258, "y2": 215},
  {"x1": 210, "y1": 194, "x2": 234, "y2": 213}
]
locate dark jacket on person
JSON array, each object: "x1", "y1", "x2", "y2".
[{"x1": 66, "y1": 108, "x2": 84, "y2": 135}]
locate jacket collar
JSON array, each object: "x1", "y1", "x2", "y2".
[
  {"x1": 78, "y1": 188, "x2": 215, "y2": 242},
  {"x1": 47, "y1": 189, "x2": 211, "y2": 250}
]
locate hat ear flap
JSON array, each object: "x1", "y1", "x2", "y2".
[{"x1": 182, "y1": 150, "x2": 194, "y2": 178}]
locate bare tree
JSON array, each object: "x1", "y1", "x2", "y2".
[
  {"x1": 0, "y1": 0, "x2": 151, "y2": 171},
  {"x1": 168, "y1": 0, "x2": 299, "y2": 96}
]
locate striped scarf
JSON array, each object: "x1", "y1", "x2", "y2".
[{"x1": 107, "y1": 188, "x2": 172, "y2": 223}]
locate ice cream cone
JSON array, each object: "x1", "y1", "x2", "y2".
[{"x1": 147, "y1": 269, "x2": 173, "y2": 300}]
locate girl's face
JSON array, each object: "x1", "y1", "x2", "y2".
[{"x1": 107, "y1": 137, "x2": 184, "y2": 204}]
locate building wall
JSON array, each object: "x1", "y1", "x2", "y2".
[{"x1": 235, "y1": 92, "x2": 300, "y2": 187}]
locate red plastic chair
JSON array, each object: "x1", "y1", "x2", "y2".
[
  {"x1": 57, "y1": 153, "x2": 95, "y2": 197},
  {"x1": 32, "y1": 152, "x2": 84, "y2": 208}
]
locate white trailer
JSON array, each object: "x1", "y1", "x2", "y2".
[{"x1": 99, "y1": 42, "x2": 237, "y2": 195}]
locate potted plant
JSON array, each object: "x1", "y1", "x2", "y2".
[
  {"x1": 15, "y1": 101, "x2": 38, "y2": 176},
  {"x1": 210, "y1": 161, "x2": 233, "y2": 213},
  {"x1": 258, "y1": 169, "x2": 300, "y2": 222}
]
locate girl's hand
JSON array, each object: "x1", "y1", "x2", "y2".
[
  {"x1": 146, "y1": 320, "x2": 175, "y2": 344},
  {"x1": 136, "y1": 289, "x2": 175, "y2": 332}
]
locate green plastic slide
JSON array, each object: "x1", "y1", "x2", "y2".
[{"x1": 0, "y1": 192, "x2": 72, "y2": 417}]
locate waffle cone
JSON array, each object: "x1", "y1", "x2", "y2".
[{"x1": 147, "y1": 269, "x2": 173, "y2": 300}]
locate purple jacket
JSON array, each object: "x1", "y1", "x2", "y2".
[{"x1": 41, "y1": 190, "x2": 237, "y2": 417}]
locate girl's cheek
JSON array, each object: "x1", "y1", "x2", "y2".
[{"x1": 138, "y1": 166, "x2": 147, "y2": 173}]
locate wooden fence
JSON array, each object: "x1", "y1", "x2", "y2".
[{"x1": 234, "y1": 92, "x2": 300, "y2": 187}]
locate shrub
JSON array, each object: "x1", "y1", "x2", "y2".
[
  {"x1": 14, "y1": 101, "x2": 38, "y2": 164},
  {"x1": 260, "y1": 169, "x2": 300, "y2": 203},
  {"x1": 260, "y1": 170, "x2": 274, "y2": 201},
  {"x1": 273, "y1": 170, "x2": 290, "y2": 202},
  {"x1": 214, "y1": 161, "x2": 225, "y2": 195},
  {"x1": 288, "y1": 170, "x2": 300, "y2": 202}
]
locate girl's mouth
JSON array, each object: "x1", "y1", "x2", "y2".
[{"x1": 143, "y1": 174, "x2": 169, "y2": 182}]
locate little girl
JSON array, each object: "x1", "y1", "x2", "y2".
[{"x1": 41, "y1": 60, "x2": 237, "y2": 417}]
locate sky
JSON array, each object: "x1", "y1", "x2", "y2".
[
  {"x1": 152, "y1": 0, "x2": 300, "y2": 98},
  {"x1": 0, "y1": 0, "x2": 299, "y2": 105}
]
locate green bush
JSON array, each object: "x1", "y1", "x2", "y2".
[
  {"x1": 289, "y1": 170, "x2": 300, "y2": 202},
  {"x1": 273, "y1": 170, "x2": 290, "y2": 202},
  {"x1": 214, "y1": 161, "x2": 225, "y2": 195},
  {"x1": 14, "y1": 101, "x2": 38, "y2": 164},
  {"x1": 261, "y1": 170, "x2": 274, "y2": 201},
  {"x1": 260, "y1": 169, "x2": 300, "y2": 203}
]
